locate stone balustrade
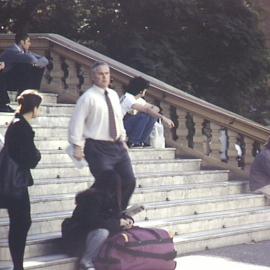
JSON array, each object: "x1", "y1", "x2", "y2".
[{"x1": 1, "y1": 33, "x2": 269, "y2": 177}]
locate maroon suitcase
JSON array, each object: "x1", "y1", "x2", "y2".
[{"x1": 94, "y1": 226, "x2": 177, "y2": 270}]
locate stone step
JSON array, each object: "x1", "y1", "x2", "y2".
[
  {"x1": 0, "y1": 194, "x2": 265, "y2": 260},
  {"x1": 36, "y1": 103, "x2": 74, "y2": 115},
  {"x1": 0, "y1": 254, "x2": 77, "y2": 270},
  {"x1": 174, "y1": 222, "x2": 270, "y2": 254},
  {"x1": 136, "y1": 170, "x2": 229, "y2": 187},
  {"x1": 0, "y1": 232, "x2": 62, "y2": 261},
  {"x1": 32, "y1": 159, "x2": 201, "y2": 179},
  {"x1": 6, "y1": 169, "x2": 230, "y2": 196},
  {"x1": 8, "y1": 91, "x2": 58, "y2": 104},
  {"x1": 39, "y1": 147, "x2": 176, "y2": 162},
  {"x1": 138, "y1": 206, "x2": 270, "y2": 236},
  {"x1": 0, "y1": 254, "x2": 76, "y2": 270},
  {"x1": 0, "y1": 125, "x2": 68, "y2": 138},
  {"x1": 1, "y1": 193, "x2": 264, "y2": 241},
  {"x1": 0, "y1": 114, "x2": 71, "y2": 127},
  {"x1": 2, "y1": 221, "x2": 270, "y2": 269},
  {"x1": 1, "y1": 210, "x2": 270, "y2": 263},
  {"x1": 135, "y1": 194, "x2": 266, "y2": 221},
  {"x1": 0, "y1": 181, "x2": 243, "y2": 220}
]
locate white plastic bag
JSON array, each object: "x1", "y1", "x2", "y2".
[
  {"x1": 149, "y1": 119, "x2": 165, "y2": 148},
  {"x1": 0, "y1": 133, "x2": 4, "y2": 152},
  {"x1": 65, "y1": 144, "x2": 88, "y2": 169}
]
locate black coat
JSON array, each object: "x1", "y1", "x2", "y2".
[
  {"x1": 61, "y1": 187, "x2": 123, "y2": 255},
  {"x1": 3, "y1": 113, "x2": 41, "y2": 187}
]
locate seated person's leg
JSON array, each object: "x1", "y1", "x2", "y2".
[
  {"x1": 0, "y1": 72, "x2": 14, "y2": 112},
  {"x1": 124, "y1": 113, "x2": 152, "y2": 146},
  {"x1": 141, "y1": 115, "x2": 157, "y2": 146},
  {"x1": 79, "y1": 228, "x2": 109, "y2": 270},
  {"x1": 7, "y1": 63, "x2": 45, "y2": 95}
]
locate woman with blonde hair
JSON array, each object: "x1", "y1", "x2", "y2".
[{"x1": 0, "y1": 89, "x2": 42, "y2": 270}]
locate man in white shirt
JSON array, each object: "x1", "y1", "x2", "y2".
[
  {"x1": 121, "y1": 77, "x2": 174, "y2": 147},
  {"x1": 68, "y1": 62, "x2": 136, "y2": 211}
]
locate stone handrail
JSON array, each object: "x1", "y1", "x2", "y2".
[{"x1": 1, "y1": 33, "x2": 269, "y2": 177}]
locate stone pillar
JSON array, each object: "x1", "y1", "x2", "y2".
[
  {"x1": 175, "y1": 108, "x2": 189, "y2": 147},
  {"x1": 209, "y1": 122, "x2": 222, "y2": 160},
  {"x1": 48, "y1": 52, "x2": 64, "y2": 93},
  {"x1": 227, "y1": 130, "x2": 239, "y2": 167},
  {"x1": 243, "y1": 137, "x2": 255, "y2": 174},
  {"x1": 192, "y1": 114, "x2": 205, "y2": 153}
]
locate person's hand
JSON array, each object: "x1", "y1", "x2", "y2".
[
  {"x1": 73, "y1": 145, "x2": 84, "y2": 160},
  {"x1": 122, "y1": 141, "x2": 129, "y2": 151},
  {"x1": 162, "y1": 116, "x2": 175, "y2": 128},
  {"x1": 0, "y1": 62, "x2": 5, "y2": 71},
  {"x1": 120, "y1": 218, "x2": 134, "y2": 229}
]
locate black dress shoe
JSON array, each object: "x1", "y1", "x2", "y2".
[{"x1": 0, "y1": 105, "x2": 15, "y2": 112}]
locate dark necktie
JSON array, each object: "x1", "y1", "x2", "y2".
[{"x1": 105, "y1": 90, "x2": 118, "y2": 140}]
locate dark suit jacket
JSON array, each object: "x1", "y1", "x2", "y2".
[{"x1": 0, "y1": 44, "x2": 48, "y2": 71}]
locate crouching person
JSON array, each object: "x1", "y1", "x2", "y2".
[{"x1": 61, "y1": 170, "x2": 134, "y2": 270}]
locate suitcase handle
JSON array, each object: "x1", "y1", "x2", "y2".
[{"x1": 112, "y1": 242, "x2": 177, "y2": 261}]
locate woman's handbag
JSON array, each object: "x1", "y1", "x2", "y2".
[
  {"x1": 0, "y1": 146, "x2": 27, "y2": 196},
  {"x1": 149, "y1": 118, "x2": 165, "y2": 148}
]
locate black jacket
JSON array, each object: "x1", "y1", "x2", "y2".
[
  {"x1": 4, "y1": 113, "x2": 41, "y2": 186},
  {"x1": 61, "y1": 187, "x2": 124, "y2": 255}
]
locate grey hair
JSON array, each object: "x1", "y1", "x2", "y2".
[{"x1": 91, "y1": 61, "x2": 109, "y2": 73}]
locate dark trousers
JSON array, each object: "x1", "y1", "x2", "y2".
[
  {"x1": 1, "y1": 188, "x2": 32, "y2": 270},
  {"x1": 84, "y1": 139, "x2": 136, "y2": 210},
  {"x1": 0, "y1": 63, "x2": 45, "y2": 106},
  {"x1": 124, "y1": 113, "x2": 157, "y2": 145}
]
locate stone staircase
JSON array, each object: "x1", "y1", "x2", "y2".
[{"x1": 0, "y1": 93, "x2": 270, "y2": 270}]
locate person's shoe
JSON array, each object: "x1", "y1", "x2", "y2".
[
  {"x1": 128, "y1": 142, "x2": 144, "y2": 148},
  {"x1": 0, "y1": 104, "x2": 15, "y2": 112}
]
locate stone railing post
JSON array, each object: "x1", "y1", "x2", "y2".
[
  {"x1": 192, "y1": 114, "x2": 205, "y2": 153},
  {"x1": 175, "y1": 108, "x2": 189, "y2": 147},
  {"x1": 209, "y1": 122, "x2": 222, "y2": 160},
  {"x1": 227, "y1": 130, "x2": 239, "y2": 167}
]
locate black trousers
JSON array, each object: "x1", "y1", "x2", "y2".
[
  {"x1": 1, "y1": 188, "x2": 32, "y2": 270},
  {"x1": 84, "y1": 139, "x2": 136, "y2": 210},
  {"x1": 0, "y1": 63, "x2": 45, "y2": 106}
]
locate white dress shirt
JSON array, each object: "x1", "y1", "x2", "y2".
[{"x1": 68, "y1": 84, "x2": 126, "y2": 147}]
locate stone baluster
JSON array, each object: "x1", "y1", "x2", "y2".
[
  {"x1": 192, "y1": 114, "x2": 205, "y2": 153},
  {"x1": 208, "y1": 122, "x2": 222, "y2": 160},
  {"x1": 227, "y1": 130, "x2": 239, "y2": 167},
  {"x1": 243, "y1": 136, "x2": 255, "y2": 174},
  {"x1": 79, "y1": 64, "x2": 92, "y2": 92},
  {"x1": 160, "y1": 101, "x2": 172, "y2": 141},
  {"x1": 47, "y1": 52, "x2": 64, "y2": 93},
  {"x1": 175, "y1": 108, "x2": 189, "y2": 147},
  {"x1": 64, "y1": 59, "x2": 80, "y2": 97}
]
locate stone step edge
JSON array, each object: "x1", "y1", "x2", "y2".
[
  {"x1": 31, "y1": 179, "x2": 237, "y2": 191},
  {"x1": 25, "y1": 181, "x2": 247, "y2": 202},
  {"x1": 32, "y1": 169, "x2": 229, "y2": 182},
  {"x1": 1, "y1": 205, "x2": 269, "y2": 230},
  {"x1": 0, "y1": 254, "x2": 76, "y2": 270},
  {"x1": 1, "y1": 216, "x2": 270, "y2": 250},
  {"x1": 11, "y1": 102, "x2": 75, "y2": 108},
  {"x1": 145, "y1": 193, "x2": 265, "y2": 208},
  {"x1": 36, "y1": 158, "x2": 202, "y2": 169},
  {"x1": 174, "y1": 221, "x2": 270, "y2": 244}
]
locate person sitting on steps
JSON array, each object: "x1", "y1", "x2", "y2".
[
  {"x1": 0, "y1": 32, "x2": 48, "y2": 112},
  {"x1": 120, "y1": 76, "x2": 174, "y2": 148},
  {"x1": 61, "y1": 170, "x2": 134, "y2": 270}
]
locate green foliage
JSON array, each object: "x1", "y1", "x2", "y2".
[{"x1": 0, "y1": 0, "x2": 270, "y2": 121}]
